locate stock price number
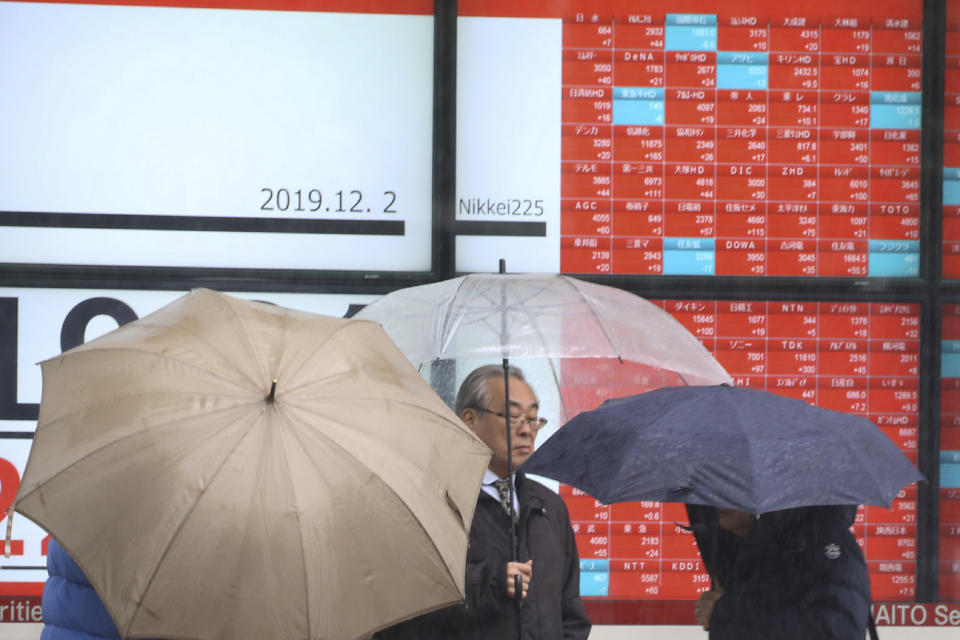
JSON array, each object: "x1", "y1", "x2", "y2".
[{"x1": 260, "y1": 188, "x2": 398, "y2": 214}]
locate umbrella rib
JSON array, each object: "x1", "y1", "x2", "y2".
[
  {"x1": 449, "y1": 277, "x2": 619, "y2": 360},
  {"x1": 278, "y1": 320, "x2": 379, "y2": 392},
  {"x1": 511, "y1": 283, "x2": 620, "y2": 364},
  {"x1": 283, "y1": 394, "x2": 484, "y2": 443},
  {"x1": 206, "y1": 292, "x2": 274, "y2": 388},
  {"x1": 446, "y1": 277, "x2": 553, "y2": 332},
  {"x1": 835, "y1": 421, "x2": 902, "y2": 506},
  {"x1": 269, "y1": 407, "x2": 314, "y2": 640},
  {"x1": 479, "y1": 279, "x2": 559, "y2": 316},
  {"x1": 281, "y1": 403, "x2": 465, "y2": 607},
  {"x1": 695, "y1": 394, "x2": 761, "y2": 512},
  {"x1": 47, "y1": 346, "x2": 261, "y2": 398},
  {"x1": 741, "y1": 418, "x2": 764, "y2": 513},
  {"x1": 562, "y1": 278, "x2": 623, "y2": 358},
  {"x1": 511, "y1": 286, "x2": 568, "y2": 360},
  {"x1": 437, "y1": 286, "x2": 520, "y2": 358},
  {"x1": 33, "y1": 387, "x2": 257, "y2": 440},
  {"x1": 126, "y1": 406, "x2": 268, "y2": 635},
  {"x1": 497, "y1": 276, "x2": 561, "y2": 308},
  {"x1": 605, "y1": 391, "x2": 717, "y2": 499},
  {"x1": 436, "y1": 276, "x2": 471, "y2": 358},
  {"x1": 544, "y1": 358, "x2": 570, "y2": 423},
  {"x1": 128, "y1": 302, "x2": 269, "y2": 391},
  {"x1": 15, "y1": 400, "x2": 260, "y2": 504}
]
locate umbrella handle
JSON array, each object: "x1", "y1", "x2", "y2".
[
  {"x1": 514, "y1": 574, "x2": 523, "y2": 610},
  {"x1": 3, "y1": 503, "x2": 13, "y2": 558}
]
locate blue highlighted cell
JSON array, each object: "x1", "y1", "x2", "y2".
[
  {"x1": 613, "y1": 88, "x2": 665, "y2": 126},
  {"x1": 871, "y1": 91, "x2": 922, "y2": 105},
  {"x1": 664, "y1": 251, "x2": 716, "y2": 275},
  {"x1": 870, "y1": 104, "x2": 921, "y2": 129},
  {"x1": 614, "y1": 87, "x2": 665, "y2": 100},
  {"x1": 663, "y1": 237, "x2": 715, "y2": 251},
  {"x1": 942, "y1": 339, "x2": 960, "y2": 353},
  {"x1": 613, "y1": 99, "x2": 664, "y2": 125},
  {"x1": 942, "y1": 462, "x2": 960, "y2": 489},
  {"x1": 941, "y1": 351, "x2": 960, "y2": 378},
  {"x1": 943, "y1": 353, "x2": 960, "y2": 378},
  {"x1": 663, "y1": 238, "x2": 715, "y2": 275},
  {"x1": 944, "y1": 175, "x2": 960, "y2": 206},
  {"x1": 717, "y1": 64, "x2": 768, "y2": 89},
  {"x1": 580, "y1": 560, "x2": 610, "y2": 597},
  {"x1": 666, "y1": 25, "x2": 718, "y2": 51},
  {"x1": 869, "y1": 92, "x2": 921, "y2": 129},
  {"x1": 868, "y1": 240, "x2": 920, "y2": 254},
  {"x1": 580, "y1": 559, "x2": 610, "y2": 572},
  {"x1": 580, "y1": 573, "x2": 609, "y2": 597},
  {"x1": 665, "y1": 13, "x2": 717, "y2": 26},
  {"x1": 716, "y1": 51, "x2": 768, "y2": 65},
  {"x1": 868, "y1": 252, "x2": 919, "y2": 277}
]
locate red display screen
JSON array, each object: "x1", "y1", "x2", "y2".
[
  {"x1": 939, "y1": 304, "x2": 960, "y2": 601},
  {"x1": 944, "y1": 7, "x2": 960, "y2": 278},
  {"x1": 457, "y1": 0, "x2": 922, "y2": 277},
  {"x1": 556, "y1": 299, "x2": 920, "y2": 622}
]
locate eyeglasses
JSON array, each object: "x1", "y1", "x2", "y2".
[{"x1": 469, "y1": 406, "x2": 548, "y2": 431}]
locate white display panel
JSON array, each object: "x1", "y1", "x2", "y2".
[
  {"x1": 0, "y1": 1, "x2": 434, "y2": 271},
  {"x1": 455, "y1": 16, "x2": 563, "y2": 273}
]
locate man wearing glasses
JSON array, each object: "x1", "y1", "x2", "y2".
[{"x1": 377, "y1": 364, "x2": 591, "y2": 639}]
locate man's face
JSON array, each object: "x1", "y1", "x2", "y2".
[{"x1": 462, "y1": 376, "x2": 540, "y2": 478}]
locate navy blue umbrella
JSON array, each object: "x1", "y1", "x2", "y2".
[{"x1": 522, "y1": 385, "x2": 924, "y2": 513}]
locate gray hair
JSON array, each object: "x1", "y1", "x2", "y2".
[{"x1": 455, "y1": 364, "x2": 528, "y2": 418}]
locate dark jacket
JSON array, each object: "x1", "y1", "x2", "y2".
[
  {"x1": 377, "y1": 472, "x2": 591, "y2": 639},
  {"x1": 686, "y1": 504, "x2": 871, "y2": 640}
]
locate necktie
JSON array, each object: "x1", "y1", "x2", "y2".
[{"x1": 492, "y1": 478, "x2": 513, "y2": 517}]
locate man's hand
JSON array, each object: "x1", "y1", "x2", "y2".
[
  {"x1": 506, "y1": 560, "x2": 533, "y2": 600},
  {"x1": 694, "y1": 588, "x2": 723, "y2": 630}
]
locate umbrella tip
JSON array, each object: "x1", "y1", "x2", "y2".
[{"x1": 266, "y1": 378, "x2": 278, "y2": 404}]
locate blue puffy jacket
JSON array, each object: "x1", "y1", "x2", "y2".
[{"x1": 41, "y1": 539, "x2": 123, "y2": 640}]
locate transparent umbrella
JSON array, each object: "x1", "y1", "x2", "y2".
[
  {"x1": 354, "y1": 271, "x2": 732, "y2": 422},
  {"x1": 355, "y1": 269, "x2": 732, "y2": 614}
]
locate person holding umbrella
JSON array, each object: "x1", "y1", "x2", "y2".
[
  {"x1": 377, "y1": 365, "x2": 591, "y2": 640},
  {"x1": 12, "y1": 290, "x2": 494, "y2": 640},
  {"x1": 521, "y1": 385, "x2": 922, "y2": 640},
  {"x1": 686, "y1": 503, "x2": 873, "y2": 640}
]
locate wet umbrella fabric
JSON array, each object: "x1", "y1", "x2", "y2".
[
  {"x1": 354, "y1": 273, "x2": 733, "y2": 420},
  {"x1": 354, "y1": 272, "x2": 732, "y2": 384},
  {"x1": 12, "y1": 289, "x2": 492, "y2": 640},
  {"x1": 521, "y1": 385, "x2": 923, "y2": 513}
]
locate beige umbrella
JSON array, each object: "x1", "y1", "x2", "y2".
[{"x1": 11, "y1": 288, "x2": 491, "y2": 640}]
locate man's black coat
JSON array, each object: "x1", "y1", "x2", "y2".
[{"x1": 377, "y1": 472, "x2": 591, "y2": 639}]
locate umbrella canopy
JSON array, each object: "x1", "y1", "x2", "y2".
[
  {"x1": 13, "y1": 288, "x2": 492, "y2": 640},
  {"x1": 521, "y1": 385, "x2": 924, "y2": 514},
  {"x1": 354, "y1": 273, "x2": 732, "y2": 421}
]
